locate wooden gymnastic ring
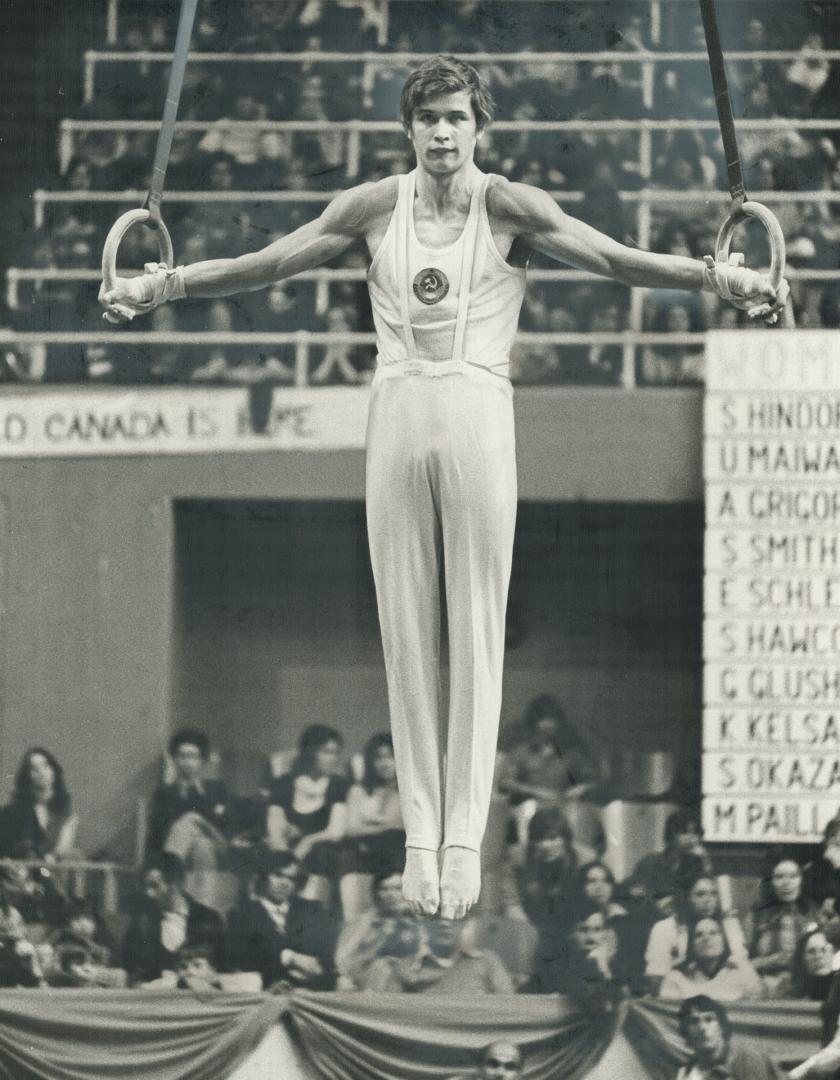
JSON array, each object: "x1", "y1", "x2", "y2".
[
  {"x1": 715, "y1": 200, "x2": 786, "y2": 292},
  {"x1": 101, "y1": 209, "x2": 174, "y2": 293}
]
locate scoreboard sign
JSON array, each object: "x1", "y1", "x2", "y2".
[{"x1": 703, "y1": 331, "x2": 840, "y2": 842}]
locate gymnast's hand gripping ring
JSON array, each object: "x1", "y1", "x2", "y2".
[
  {"x1": 714, "y1": 201, "x2": 794, "y2": 328},
  {"x1": 100, "y1": 209, "x2": 175, "y2": 295}
]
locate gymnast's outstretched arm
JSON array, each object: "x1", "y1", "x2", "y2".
[
  {"x1": 487, "y1": 177, "x2": 790, "y2": 324},
  {"x1": 99, "y1": 180, "x2": 385, "y2": 321}
]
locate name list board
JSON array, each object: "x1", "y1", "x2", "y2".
[{"x1": 703, "y1": 332, "x2": 840, "y2": 842}]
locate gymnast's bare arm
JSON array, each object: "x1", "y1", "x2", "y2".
[
  {"x1": 487, "y1": 176, "x2": 789, "y2": 324},
  {"x1": 99, "y1": 178, "x2": 398, "y2": 320}
]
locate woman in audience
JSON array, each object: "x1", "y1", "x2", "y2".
[
  {"x1": 658, "y1": 916, "x2": 764, "y2": 1002},
  {"x1": 575, "y1": 858, "x2": 651, "y2": 988},
  {"x1": 779, "y1": 928, "x2": 837, "y2": 1001},
  {"x1": 266, "y1": 724, "x2": 348, "y2": 902},
  {"x1": 748, "y1": 852, "x2": 818, "y2": 996},
  {"x1": 0, "y1": 748, "x2": 79, "y2": 862},
  {"x1": 645, "y1": 866, "x2": 748, "y2": 993},
  {"x1": 340, "y1": 733, "x2": 405, "y2": 920}
]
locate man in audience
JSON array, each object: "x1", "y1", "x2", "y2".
[
  {"x1": 366, "y1": 916, "x2": 513, "y2": 994},
  {"x1": 121, "y1": 855, "x2": 226, "y2": 985},
  {"x1": 228, "y1": 850, "x2": 336, "y2": 990},
  {"x1": 628, "y1": 810, "x2": 713, "y2": 910},
  {"x1": 677, "y1": 995, "x2": 785, "y2": 1080},
  {"x1": 146, "y1": 728, "x2": 230, "y2": 860},
  {"x1": 447, "y1": 1041, "x2": 525, "y2": 1080},
  {"x1": 335, "y1": 867, "x2": 410, "y2": 989}
]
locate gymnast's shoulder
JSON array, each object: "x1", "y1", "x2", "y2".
[
  {"x1": 322, "y1": 176, "x2": 399, "y2": 236},
  {"x1": 485, "y1": 174, "x2": 565, "y2": 232}
]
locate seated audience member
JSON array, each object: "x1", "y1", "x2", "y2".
[
  {"x1": 121, "y1": 855, "x2": 226, "y2": 986},
  {"x1": 0, "y1": 747, "x2": 79, "y2": 861},
  {"x1": 628, "y1": 810, "x2": 712, "y2": 909},
  {"x1": 48, "y1": 896, "x2": 115, "y2": 972},
  {"x1": 504, "y1": 807, "x2": 579, "y2": 926},
  {"x1": 804, "y1": 817, "x2": 840, "y2": 908},
  {"x1": 659, "y1": 917, "x2": 764, "y2": 1002},
  {"x1": 446, "y1": 1041, "x2": 524, "y2": 1080},
  {"x1": 645, "y1": 867, "x2": 748, "y2": 992},
  {"x1": 341, "y1": 733, "x2": 405, "y2": 919},
  {"x1": 229, "y1": 851, "x2": 336, "y2": 991},
  {"x1": 48, "y1": 943, "x2": 127, "y2": 989},
  {"x1": 146, "y1": 727, "x2": 230, "y2": 862},
  {"x1": 266, "y1": 725, "x2": 348, "y2": 902},
  {"x1": 776, "y1": 928, "x2": 837, "y2": 1002},
  {"x1": 498, "y1": 694, "x2": 596, "y2": 810},
  {"x1": 335, "y1": 868, "x2": 409, "y2": 990},
  {"x1": 0, "y1": 871, "x2": 46, "y2": 987},
  {"x1": 0, "y1": 861, "x2": 66, "y2": 928},
  {"x1": 677, "y1": 995, "x2": 787, "y2": 1080},
  {"x1": 366, "y1": 916, "x2": 514, "y2": 995},
  {"x1": 748, "y1": 852, "x2": 818, "y2": 995},
  {"x1": 524, "y1": 895, "x2": 627, "y2": 1000},
  {"x1": 175, "y1": 943, "x2": 224, "y2": 992},
  {"x1": 577, "y1": 859, "x2": 647, "y2": 988}
]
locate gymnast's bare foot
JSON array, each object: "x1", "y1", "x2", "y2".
[
  {"x1": 439, "y1": 845, "x2": 480, "y2": 920},
  {"x1": 403, "y1": 846, "x2": 440, "y2": 916}
]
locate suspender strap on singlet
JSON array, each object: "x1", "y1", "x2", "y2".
[{"x1": 395, "y1": 170, "x2": 490, "y2": 365}]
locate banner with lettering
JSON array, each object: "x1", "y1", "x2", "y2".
[
  {"x1": 703, "y1": 330, "x2": 840, "y2": 843},
  {"x1": 0, "y1": 387, "x2": 370, "y2": 457}
]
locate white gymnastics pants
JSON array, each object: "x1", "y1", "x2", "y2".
[{"x1": 365, "y1": 359, "x2": 517, "y2": 853}]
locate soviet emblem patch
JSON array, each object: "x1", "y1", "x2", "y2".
[{"x1": 413, "y1": 267, "x2": 450, "y2": 305}]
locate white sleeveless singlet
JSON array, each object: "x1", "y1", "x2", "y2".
[{"x1": 366, "y1": 169, "x2": 527, "y2": 379}]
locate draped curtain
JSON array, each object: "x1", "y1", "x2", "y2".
[{"x1": 0, "y1": 990, "x2": 823, "y2": 1080}]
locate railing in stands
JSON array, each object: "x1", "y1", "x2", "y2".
[
  {"x1": 0, "y1": 859, "x2": 128, "y2": 914},
  {"x1": 0, "y1": 330, "x2": 717, "y2": 391},
  {"x1": 82, "y1": 48, "x2": 840, "y2": 114},
  {"x1": 56, "y1": 116, "x2": 840, "y2": 182}
]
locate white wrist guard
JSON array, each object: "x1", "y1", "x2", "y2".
[
  {"x1": 701, "y1": 253, "x2": 751, "y2": 303},
  {"x1": 133, "y1": 263, "x2": 186, "y2": 311}
]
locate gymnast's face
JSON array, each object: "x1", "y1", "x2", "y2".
[{"x1": 408, "y1": 90, "x2": 479, "y2": 177}]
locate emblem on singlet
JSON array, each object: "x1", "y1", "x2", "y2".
[{"x1": 413, "y1": 267, "x2": 450, "y2": 305}]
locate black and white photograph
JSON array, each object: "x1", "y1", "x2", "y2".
[{"x1": 0, "y1": 0, "x2": 839, "y2": 1076}]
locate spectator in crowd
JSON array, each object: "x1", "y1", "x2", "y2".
[
  {"x1": 121, "y1": 855, "x2": 226, "y2": 986},
  {"x1": 0, "y1": 861, "x2": 66, "y2": 929},
  {"x1": 639, "y1": 297, "x2": 705, "y2": 386},
  {"x1": 48, "y1": 943, "x2": 127, "y2": 989},
  {"x1": 266, "y1": 724, "x2": 348, "y2": 902},
  {"x1": 748, "y1": 852, "x2": 818, "y2": 995},
  {"x1": 228, "y1": 851, "x2": 336, "y2": 991},
  {"x1": 677, "y1": 995, "x2": 786, "y2": 1080},
  {"x1": 0, "y1": 870, "x2": 46, "y2": 987},
  {"x1": 48, "y1": 897, "x2": 116, "y2": 974},
  {"x1": 524, "y1": 894, "x2": 626, "y2": 1000},
  {"x1": 175, "y1": 942, "x2": 224, "y2": 992},
  {"x1": 645, "y1": 868, "x2": 748, "y2": 993},
  {"x1": 197, "y1": 90, "x2": 290, "y2": 187},
  {"x1": 340, "y1": 733, "x2": 405, "y2": 920},
  {"x1": 659, "y1": 917, "x2": 764, "y2": 1002},
  {"x1": 780, "y1": 928, "x2": 837, "y2": 1002},
  {"x1": 146, "y1": 728, "x2": 231, "y2": 881},
  {"x1": 785, "y1": 33, "x2": 832, "y2": 118},
  {"x1": 446, "y1": 1041, "x2": 524, "y2": 1080},
  {"x1": 804, "y1": 817, "x2": 840, "y2": 908},
  {"x1": 576, "y1": 859, "x2": 648, "y2": 987},
  {"x1": 311, "y1": 305, "x2": 367, "y2": 385},
  {"x1": 0, "y1": 747, "x2": 79, "y2": 861},
  {"x1": 503, "y1": 806, "x2": 579, "y2": 927},
  {"x1": 335, "y1": 867, "x2": 410, "y2": 989},
  {"x1": 628, "y1": 810, "x2": 713, "y2": 909},
  {"x1": 498, "y1": 694, "x2": 596, "y2": 814},
  {"x1": 366, "y1": 915, "x2": 514, "y2": 995}
]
